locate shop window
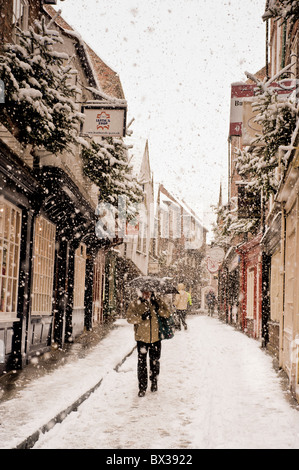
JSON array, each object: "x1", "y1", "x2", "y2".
[
  {"x1": 31, "y1": 216, "x2": 56, "y2": 315},
  {"x1": 246, "y1": 268, "x2": 255, "y2": 319},
  {"x1": 73, "y1": 243, "x2": 87, "y2": 309},
  {"x1": 0, "y1": 199, "x2": 22, "y2": 319},
  {"x1": 92, "y1": 250, "x2": 105, "y2": 324}
]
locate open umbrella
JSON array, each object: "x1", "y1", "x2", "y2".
[{"x1": 127, "y1": 276, "x2": 179, "y2": 294}]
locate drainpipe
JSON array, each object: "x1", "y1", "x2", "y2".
[
  {"x1": 281, "y1": 21, "x2": 287, "y2": 71},
  {"x1": 228, "y1": 138, "x2": 231, "y2": 202},
  {"x1": 279, "y1": 204, "x2": 286, "y2": 369},
  {"x1": 266, "y1": 18, "x2": 269, "y2": 80}
]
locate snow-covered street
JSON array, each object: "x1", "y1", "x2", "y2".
[{"x1": 1, "y1": 314, "x2": 299, "y2": 450}]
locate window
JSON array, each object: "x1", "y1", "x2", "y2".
[
  {"x1": 92, "y1": 250, "x2": 105, "y2": 324},
  {"x1": 12, "y1": 0, "x2": 29, "y2": 42},
  {"x1": 0, "y1": 199, "x2": 22, "y2": 319},
  {"x1": 73, "y1": 243, "x2": 87, "y2": 309},
  {"x1": 31, "y1": 216, "x2": 56, "y2": 315}
]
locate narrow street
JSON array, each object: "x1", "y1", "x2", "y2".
[
  {"x1": 1, "y1": 0, "x2": 299, "y2": 455},
  {"x1": 10, "y1": 314, "x2": 297, "y2": 450}
]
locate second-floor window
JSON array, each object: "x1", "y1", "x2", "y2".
[{"x1": 12, "y1": 0, "x2": 29, "y2": 42}]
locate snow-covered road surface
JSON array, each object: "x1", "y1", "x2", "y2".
[
  {"x1": 1, "y1": 315, "x2": 299, "y2": 449},
  {"x1": 32, "y1": 315, "x2": 299, "y2": 449}
]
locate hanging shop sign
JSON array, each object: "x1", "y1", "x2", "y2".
[
  {"x1": 229, "y1": 84, "x2": 255, "y2": 137},
  {"x1": 242, "y1": 99, "x2": 264, "y2": 146},
  {"x1": 81, "y1": 101, "x2": 127, "y2": 137},
  {"x1": 229, "y1": 80, "x2": 296, "y2": 138},
  {"x1": 205, "y1": 246, "x2": 225, "y2": 274},
  {"x1": 206, "y1": 257, "x2": 220, "y2": 274},
  {"x1": 207, "y1": 246, "x2": 225, "y2": 263}
]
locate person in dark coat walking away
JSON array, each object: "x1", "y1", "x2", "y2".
[
  {"x1": 206, "y1": 290, "x2": 217, "y2": 316},
  {"x1": 126, "y1": 290, "x2": 171, "y2": 397}
]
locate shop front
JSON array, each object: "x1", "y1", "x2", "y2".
[
  {"x1": 0, "y1": 143, "x2": 40, "y2": 372},
  {"x1": 237, "y1": 234, "x2": 263, "y2": 339}
]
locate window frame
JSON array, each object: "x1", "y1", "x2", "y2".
[
  {"x1": 73, "y1": 243, "x2": 87, "y2": 310},
  {"x1": 0, "y1": 197, "x2": 22, "y2": 321},
  {"x1": 12, "y1": 0, "x2": 29, "y2": 43},
  {"x1": 31, "y1": 215, "x2": 56, "y2": 316}
]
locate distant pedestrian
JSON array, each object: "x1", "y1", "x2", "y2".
[
  {"x1": 174, "y1": 283, "x2": 189, "y2": 330},
  {"x1": 126, "y1": 290, "x2": 171, "y2": 397},
  {"x1": 206, "y1": 290, "x2": 217, "y2": 316}
]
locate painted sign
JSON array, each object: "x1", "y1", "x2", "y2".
[
  {"x1": 242, "y1": 99, "x2": 264, "y2": 146},
  {"x1": 81, "y1": 102, "x2": 127, "y2": 137},
  {"x1": 207, "y1": 246, "x2": 225, "y2": 263},
  {"x1": 206, "y1": 257, "x2": 220, "y2": 274},
  {"x1": 229, "y1": 84, "x2": 255, "y2": 137},
  {"x1": 229, "y1": 80, "x2": 296, "y2": 138},
  {"x1": 205, "y1": 246, "x2": 225, "y2": 274}
]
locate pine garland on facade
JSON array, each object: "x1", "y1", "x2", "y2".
[
  {"x1": 214, "y1": 66, "x2": 299, "y2": 243},
  {"x1": 82, "y1": 137, "x2": 143, "y2": 214},
  {"x1": 213, "y1": 198, "x2": 260, "y2": 246},
  {"x1": 235, "y1": 74, "x2": 298, "y2": 199},
  {"x1": 0, "y1": 16, "x2": 84, "y2": 154}
]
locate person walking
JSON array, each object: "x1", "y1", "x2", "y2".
[
  {"x1": 174, "y1": 283, "x2": 189, "y2": 330},
  {"x1": 206, "y1": 289, "x2": 217, "y2": 316},
  {"x1": 126, "y1": 290, "x2": 171, "y2": 397}
]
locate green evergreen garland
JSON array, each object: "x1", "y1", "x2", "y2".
[
  {"x1": 0, "y1": 16, "x2": 84, "y2": 153},
  {"x1": 82, "y1": 137, "x2": 143, "y2": 214}
]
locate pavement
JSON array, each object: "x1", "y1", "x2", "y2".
[
  {"x1": 0, "y1": 308, "x2": 205, "y2": 405},
  {"x1": 0, "y1": 319, "x2": 137, "y2": 450},
  {"x1": 0, "y1": 321, "x2": 114, "y2": 404},
  {"x1": 0, "y1": 311, "x2": 204, "y2": 449},
  {"x1": 2, "y1": 309, "x2": 296, "y2": 450}
]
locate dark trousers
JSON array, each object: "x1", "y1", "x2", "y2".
[
  {"x1": 176, "y1": 309, "x2": 187, "y2": 329},
  {"x1": 137, "y1": 341, "x2": 161, "y2": 392},
  {"x1": 208, "y1": 305, "x2": 215, "y2": 316}
]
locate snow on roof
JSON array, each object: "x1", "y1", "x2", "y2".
[
  {"x1": 160, "y1": 190, "x2": 180, "y2": 209},
  {"x1": 43, "y1": 5, "x2": 125, "y2": 101},
  {"x1": 159, "y1": 184, "x2": 207, "y2": 231}
]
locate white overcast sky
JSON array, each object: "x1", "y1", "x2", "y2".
[{"x1": 55, "y1": 0, "x2": 267, "y2": 238}]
